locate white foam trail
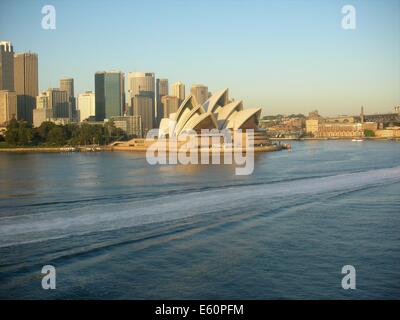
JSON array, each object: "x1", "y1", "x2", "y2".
[{"x1": 1, "y1": 166, "x2": 399, "y2": 248}]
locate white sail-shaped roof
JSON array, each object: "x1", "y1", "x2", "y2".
[
  {"x1": 181, "y1": 113, "x2": 218, "y2": 133},
  {"x1": 158, "y1": 89, "x2": 263, "y2": 136},
  {"x1": 175, "y1": 95, "x2": 197, "y2": 123},
  {"x1": 228, "y1": 108, "x2": 262, "y2": 130},
  {"x1": 175, "y1": 104, "x2": 206, "y2": 136},
  {"x1": 202, "y1": 88, "x2": 229, "y2": 113},
  {"x1": 215, "y1": 100, "x2": 243, "y2": 129}
]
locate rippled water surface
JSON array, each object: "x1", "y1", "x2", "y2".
[{"x1": 0, "y1": 141, "x2": 399, "y2": 299}]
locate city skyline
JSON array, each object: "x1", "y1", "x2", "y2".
[
  {"x1": 0, "y1": 0, "x2": 399, "y2": 116},
  {"x1": 0, "y1": 40, "x2": 398, "y2": 126}
]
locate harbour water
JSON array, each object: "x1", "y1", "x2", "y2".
[{"x1": 0, "y1": 141, "x2": 399, "y2": 299}]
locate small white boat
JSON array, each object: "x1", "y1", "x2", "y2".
[{"x1": 352, "y1": 139, "x2": 363, "y2": 142}]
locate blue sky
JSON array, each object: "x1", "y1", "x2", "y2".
[{"x1": 1, "y1": 0, "x2": 399, "y2": 116}]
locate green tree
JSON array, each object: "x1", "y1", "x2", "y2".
[
  {"x1": 37, "y1": 121, "x2": 56, "y2": 142},
  {"x1": 7, "y1": 118, "x2": 19, "y2": 130},
  {"x1": 364, "y1": 129, "x2": 375, "y2": 137},
  {"x1": 47, "y1": 126, "x2": 67, "y2": 146},
  {"x1": 5, "y1": 119, "x2": 32, "y2": 146},
  {"x1": 4, "y1": 119, "x2": 126, "y2": 147},
  {"x1": 17, "y1": 121, "x2": 33, "y2": 145},
  {"x1": 5, "y1": 127, "x2": 18, "y2": 145},
  {"x1": 104, "y1": 120, "x2": 117, "y2": 144},
  {"x1": 64, "y1": 123, "x2": 78, "y2": 142}
]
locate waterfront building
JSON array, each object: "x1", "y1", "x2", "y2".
[
  {"x1": 305, "y1": 119, "x2": 319, "y2": 135},
  {"x1": 132, "y1": 94, "x2": 154, "y2": 135},
  {"x1": 0, "y1": 90, "x2": 17, "y2": 125},
  {"x1": 190, "y1": 84, "x2": 208, "y2": 105},
  {"x1": 95, "y1": 71, "x2": 125, "y2": 121},
  {"x1": 112, "y1": 115, "x2": 142, "y2": 137},
  {"x1": 77, "y1": 91, "x2": 95, "y2": 121},
  {"x1": 14, "y1": 52, "x2": 38, "y2": 124},
  {"x1": 315, "y1": 122, "x2": 364, "y2": 138},
  {"x1": 306, "y1": 116, "x2": 379, "y2": 138},
  {"x1": 375, "y1": 126, "x2": 400, "y2": 138},
  {"x1": 161, "y1": 95, "x2": 180, "y2": 119},
  {"x1": 172, "y1": 81, "x2": 185, "y2": 103},
  {"x1": 0, "y1": 41, "x2": 14, "y2": 91}
]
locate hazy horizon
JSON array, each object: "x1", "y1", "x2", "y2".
[{"x1": 1, "y1": 0, "x2": 399, "y2": 117}]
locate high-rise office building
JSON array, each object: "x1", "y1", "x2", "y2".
[
  {"x1": 190, "y1": 84, "x2": 208, "y2": 105},
  {"x1": 14, "y1": 52, "x2": 38, "y2": 124},
  {"x1": 128, "y1": 72, "x2": 155, "y2": 122},
  {"x1": 77, "y1": 91, "x2": 95, "y2": 121},
  {"x1": 33, "y1": 88, "x2": 69, "y2": 127},
  {"x1": 0, "y1": 90, "x2": 17, "y2": 125},
  {"x1": 60, "y1": 78, "x2": 74, "y2": 99},
  {"x1": 158, "y1": 79, "x2": 168, "y2": 96},
  {"x1": 60, "y1": 78, "x2": 76, "y2": 119},
  {"x1": 0, "y1": 41, "x2": 14, "y2": 91},
  {"x1": 46, "y1": 88, "x2": 69, "y2": 118},
  {"x1": 132, "y1": 94, "x2": 154, "y2": 136},
  {"x1": 161, "y1": 95, "x2": 179, "y2": 119},
  {"x1": 172, "y1": 81, "x2": 185, "y2": 103},
  {"x1": 95, "y1": 71, "x2": 125, "y2": 121},
  {"x1": 128, "y1": 72, "x2": 155, "y2": 100},
  {"x1": 36, "y1": 92, "x2": 49, "y2": 110},
  {"x1": 156, "y1": 78, "x2": 168, "y2": 125}
]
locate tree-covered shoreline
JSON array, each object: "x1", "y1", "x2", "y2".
[{"x1": 0, "y1": 119, "x2": 126, "y2": 147}]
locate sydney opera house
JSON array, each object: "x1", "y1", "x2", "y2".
[
  {"x1": 112, "y1": 88, "x2": 278, "y2": 152},
  {"x1": 159, "y1": 88, "x2": 262, "y2": 136}
]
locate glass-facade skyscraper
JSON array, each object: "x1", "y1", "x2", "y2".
[
  {"x1": 14, "y1": 52, "x2": 39, "y2": 124},
  {"x1": 95, "y1": 71, "x2": 125, "y2": 121}
]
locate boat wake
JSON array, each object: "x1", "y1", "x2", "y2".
[{"x1": 0, "y1": 166, "x2": 399, "y2": 248}]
